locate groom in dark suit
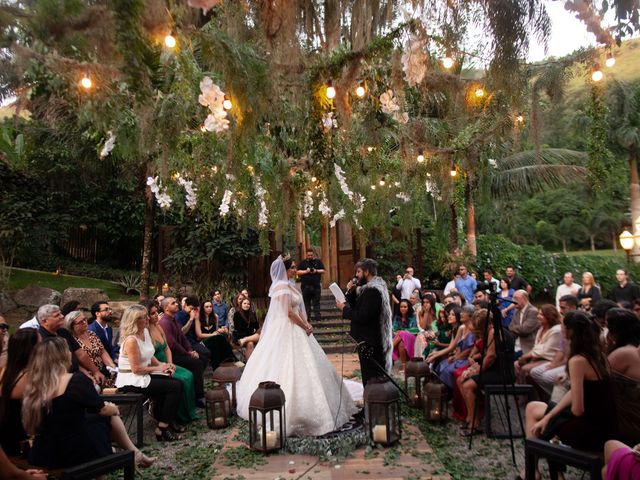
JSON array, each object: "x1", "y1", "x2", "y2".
[
  {"x1": 337, "y1": 258, "x2": 393, "y2": 387},
  {"x1": 89, "y1": 301, "x2": 116, "y2": 360}
]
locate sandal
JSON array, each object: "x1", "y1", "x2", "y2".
[
  {"x1": 459, "y1": 426, "x2": 483, "y2": 437},
  {"x1": 155, "y1": 427, "x2": 183, "y2": 442}
]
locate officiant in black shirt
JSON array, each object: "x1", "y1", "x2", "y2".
[{"x1": 297, "y1": 248, "x2": 325, "y2": 322}]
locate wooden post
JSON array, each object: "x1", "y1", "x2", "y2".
[
  {"x1": 330, "y1": 224, "x2": 339, "y2": 285},
  {"x1": 321, "y1": 218, "x2": 330, "y2": 288},
  {"x1": 295, "y1": 212, "x2": 304, "y2": 261}
]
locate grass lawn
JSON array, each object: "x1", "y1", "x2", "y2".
[{"x1": 7, "y1": 268, "x2": 139, "y2": 301}]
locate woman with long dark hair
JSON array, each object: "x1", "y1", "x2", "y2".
[
  {"x1": 196, "y1": 300, "x2": 235, "y2": 370},
  {"x1": 606, "y1": 307, "x2": 640, "y2": 380},
  {"x1": 233, "y1": 298, "x2": 260, "y2": 359},
  {"x1": 391, "y1": 299, "x2": 418, "y2": 371}
]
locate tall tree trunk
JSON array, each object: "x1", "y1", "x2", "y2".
[
  {"x1": 630, "y1": 150, "x2": 640, "y2": 262},
  {"x1": 562, "y1": 238, "x2": 567, "y2": 254},
  {"x1": 590, "y1": 234, "x2": 596, "y2": 252},
  {"x1": 324, "y1": 0, "x2": 340, "y2": 51},
  {"x1": 449, "y1": 203, "x2": 458, "y2": 253},
  {"x1": 139, "y1": 183, "x2": 155, "y2": 300},
  {"x1": 612, "y1": 230, "x2": 618, "y2": 251},
  {"x1": 465, "y1": 170, "x2": 477, "y2": 258}
]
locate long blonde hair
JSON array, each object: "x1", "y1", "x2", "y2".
[
  {"x1": 21, "y1": 338, "x2": 70, "y2": 435},
  {"x1": 119, "y1": 305, "x2": 147, "y2": 345}
]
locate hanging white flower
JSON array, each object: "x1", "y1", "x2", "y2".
[
  {"x1": 219, "y1": 189, "x2": 232, "y2": 216},
  {"x1": 199, "y1": 76, "x2": 229, "y2": 134},
  {"x1": 321, "y1": 112, "x2": 338, "y2": 133},
  {"x1": 303, "y1": 193, "x2": 314, "y2": 218},
  {"x1": 177, "y1": 177, "x2": 198, "y2": 210},
  {"x1": 401, "y1": 35, "x2": 428, "y2": 87},
  {"x1": 146, "y1": 176, "x2": 172, "y2": 209},
  {"x1": 353, "y1": 193, "x2": 366, "y2": 214},
  {"x1": 425, "y1": 180, "x2": 442, "y2": 200},
  {"x1": 318, "y1": 192, "x2": 332, "y2": 218},
  {"x1": 254, "y1": 179, "x2": 269, "y2": 227},
  {"x1": 99, "y1": 131, "x2": 116, "y2": 158},
  {"x1": 488, "y1": 158, "x2": 498, "y2": 168},
  {"x1": 333, "y1": 163, "x2": 354, "y2": 201},
  {"x1": 188, "y1": 0, "x2": 222, "y2": 15},
  {"x1": 396, "y1": 192, "x2": 411, "y2": 203},
  {"x1": 329, "y1": 209, "x2": 345, "y2": 228},
  {"x1": 380, "y1": 90, "x2": 400, "y2": 114}
]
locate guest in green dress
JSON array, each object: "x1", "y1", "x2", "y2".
[
  {"x1": 423, "y1": 308, "x2": 453, "y2": 358},
  {"x1": 196, "y1": 301, "x2": 235, "y2": 370},
  {"x1": 143, "y1": 301, "x2": 198, "y2": 424}
]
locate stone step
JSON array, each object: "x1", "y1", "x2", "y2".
[
  {"x1": 312, "y1": 318, "x2": 348, "y2": 326},
  {"x1": 321, "y1": 342, "x2": 356, "y2": 354},
  {"x1": 313, "y1": 329, "x2": 349, "y2": 339}
]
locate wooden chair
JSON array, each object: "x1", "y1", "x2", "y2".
[
  {"x1": 525, "y1": 437, "x2": 603, "y2": 480},
  {"x1": 100, "y1": 392, "x2": 145, "y2": 447}
]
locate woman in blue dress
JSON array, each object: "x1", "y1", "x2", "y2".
[{"x1": 498, "y1": 278, "x2": 516, "y2": 327}]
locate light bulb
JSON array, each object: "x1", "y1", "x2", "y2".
[
  {"x1": 605, "y1": 53, "x2": 615, "y2": 68},
  {"x1": 311, "y1": 176, "x2": 317, "y2": 182},
  {"x1": 223, "y1": 95, "x2": 232, "y2": 110},
  {"x1": 426, "y1": 172, "x2": 431, "y2": 177},
  {"x1": 200, "y1": 125, "x2": 207, "y2": 132},
  {"x1": 591, "y1": 64, "x2": 603, "y2": 82},
  {"x1": 450, "y1": 168, "x2": 457, "y2": 177},
  {"x1": 516, "y1": 113, "x2": 524, "y2": 123},
  {"x1": 164, "y1": 33, "x2": 177, "y2": 49},
  {"x1": 80, "y1": 74, "x2": 92, "y2": 90},
  {"x1": 326, "y1": 81, "x2": 336, "y2": 99},
  {"x1": 475, "y1": 87, "x2": 485, "y2": 98},
  {"x1": 379, "y1": 178, "x2": 386, "y2": 187},
  {"x1": 442, "y1": 56, "x2": 454, "y2": 69},
  {"x1": 417, "y1": 150, "x2": 424, "y2": 163},
  {"x1": 367, "y1": 146, "x2": 374, "y2": 152},
  {"x1": 371, "y1": 185, "x2": 376, "y2": 190},
  {"x1": 306, "y1": 190, "x2": 313, "y2": 197},
  {"x1": 356, "y1": 81, "x2": 365, "y2": 98}
]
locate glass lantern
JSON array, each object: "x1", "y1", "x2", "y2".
[
  {"x1": 248, "y1": 381, "x2": 286, "y2": 452},
  {"x1": 212, "y1": 362, "x2": 243, "y2": 412},
  {"x1": 205, "y1": 384, "x2": 231, "y2": 429},
  {"x1": 423, "y1": 376, "x2": 448, "y2": 423},
  {"x1": 405, "y1": 357, "x2": 430, "y2": 408},
  {"x1": 363, "y1": 377, "x2": 401, "y2": 446}
]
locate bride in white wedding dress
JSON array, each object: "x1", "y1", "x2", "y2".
[{"x1": 236, "y1": 255, "x2": 360, "y2": 437}]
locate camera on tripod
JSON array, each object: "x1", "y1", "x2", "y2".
[{"x1": 476, "y1": 280, "x2": 497, "y2": 293}]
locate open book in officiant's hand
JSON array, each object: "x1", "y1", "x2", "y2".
[{"x1": 329, "y1": 282, "x2": 346, "y2": 304}]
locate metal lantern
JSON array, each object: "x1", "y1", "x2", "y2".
[
  {"x1": 405, "y1": 357, "x2": 430, "y2": 408},
  {"x1": 423, "y1": 376, "x2": 448, "y2": 423},
  {"x1": 205, "y1": 384, "x2": 231, "y2": 429},
  {"x1": 212, "y1": 362, "x2": 242, "y2": 411},
  {"x1": 363, "y1": 377, "x2": 401, "y2": 446},
  {"x1": 248, "y1": 381, "x2": 286, "y2": 452}
]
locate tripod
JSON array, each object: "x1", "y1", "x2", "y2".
[{"x1": 467, "y1": 290, "x2": 526, "y2": 466}]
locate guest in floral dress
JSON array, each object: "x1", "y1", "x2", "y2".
[{"x1": 67, "y1": 311, "x2": 116, "y2": 388}]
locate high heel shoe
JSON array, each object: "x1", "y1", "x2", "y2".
[
  {"x1": 170, "y1": 422, "x2": 187, "y2": 433},
  {"x1": 155, "y1": 427, "x2": 183, "y2": 442},
  {"x1": 135, "y1": 450, "x2": 156, "y2": 468}
]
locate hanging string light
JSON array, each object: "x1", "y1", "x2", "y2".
[
  {"x1": 417, "y1": 149, "x2": 424, "y2": 163},
  {"x1": 379, "y1": 177, "x2": 386, "y2": 187},
  {"x1": 605, "y1": 52, "x2": 616, "y2": 68},
  {"x1": 592, "y1": 64, "x2": 603, "y2": 82},
  {"x1": 164, "y1": 31, "x2": 177, "y2": 49},
  {"x1": 367, "y1": 146, "x2": 374, "y2": 152},
  {"x1": 450, "y1": 163, "x2": 457, "y2": 177},
  {"x1": 355, "y1": 81, "x2": 366, "y2": 98},
  {"x1": 441, "y1": 55, "x2": 454, "y2": 69},
  {"x1": 474, "y1": 87, "x2": 485, "y2": 98},
  {"x1": 371, "y1": 185, "x2": 376, "y2": 190},
  {"x1": 516, "y1": 113, "x2": 524, "y2": 124},
  {"x1": 326, "y1": 80, "x2": 336, "y2": 99},
  {"x1": 79, "y1": 73, "x2": 92, "y2": 90},
  {"x1": 223, "y1": 95, "x2": 232, "y2": 110}
]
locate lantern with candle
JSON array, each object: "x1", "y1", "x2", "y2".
[
  {"x1": 423, "y1": 375, "x2": 448, "y2": 423},
  {"x1": 205, "y1": 384, "x2": 230, "y2": 429},
  {"x1": 405, "y1": 357, "x2": 430, "y2": 408},
  {"x1": 363, "y1": 377, "x2": 401, "y2": 446},
  {"x1": 248, "y1": 381, "x2": 286, "y2": 452},
  {"x1": 212, "y1": 362, "x2": 243, "y2": 411}
]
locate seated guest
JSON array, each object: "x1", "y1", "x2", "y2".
[
  {"x1": 523, "y1": 311, "x2": 615, "y2": 479},
  {"x1": 159, "y1": 298, "x2": 206, "y2": 408},
  {"x1": 116, "y1": 305, "x2": 184, "y2": 441},
  {"x1": 414, "y1": 295, "x2": 438, "y2": 358},
  {"x1": 24, "y1": 338, "x2": 155, "y2": 468},
  {"x1": 175, "y1": 296, "x2": 211, "y2": 365},
  {"x1": 577, "y1": 271, "x2": 601, "y2": 311},
  {"x1": 88, "y1": 301, "x2": 116, "y2": 360},
  {"x1": 423, "y1": 308, "x2": 453, "y2": 359},
  {"x1": 0, "y1": 317, "x2": 8, "y2": 374},
  {"x1": 409, "y1": 292, "x2": 421, "y2": 316},
  {"x1": 508, "y1": 290, "x2": 539, "y2": 357},
  {"x1": 392, "y1": 300, "x2": 418, "y2": 370},
  {"x1": 196, "y1": 300, "x2": 234, "y2": 370},
  {"x1": 592, "y1": 299, "x2": 618, "y2": 343},
  {"x1": 498, "y1": 278, "x2": 516, "y2": 327},
  {"x1": 142, "y1": 301, "x2": 197, "y2": 426},
  {"x1": 459, "y1": 309, "x2": 516, "y2": 436},
  {"x1": 514, "y1": 305, "x2": 562, "y2": 384},
  {"x1": 606, "y1": 307, "x2": 640, "y2": 380},
  {"x1": 227, "y1": 293, "x2": 246, "y2": 332},
  {"x1": 427, "y1": 304, "x2": 462, "y2": 369},
  {"x1": 212, "y1": 289, "x2": 229, "y2": 327},
  {"x1": 558, "y1": 294, "x2": 578, "y2": 316},
  {"x1": 60, "y1": 301, "x2": 80, "y2": 316},
  {"x1": 232, "y1": 298, "x2": 260, "y2": 359},
  {"x1": 67, "y1": 311, "x2": 116, "y2": 389},
  {"x1": 431, "y1": 305, "x2": 475, "y2": 389},
  {"x1": 36, "y1": 305, "x2": 105, "y2": 384},
  {"x1": 0, "y1": 329, "x2": 39, "y2": 456},
  {"x1": 603, "y1": 440, "x2": 640, "y2": 479}
]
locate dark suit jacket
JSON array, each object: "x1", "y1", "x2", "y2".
[
  {"x1": 342, "y1": 287, "x2": 383, "y2": 350},
  {"x1": 87, "y1": 320, "x2": 115, "y2": 360}
]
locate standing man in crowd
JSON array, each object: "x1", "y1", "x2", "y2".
[
  {"x1": 508, "y1": 290, "x2": 539, "y2": 356},
  {"x1": 482, "y1": 269, "x2": 500, "y2": 291},
  {"x1": 337, "y1": 259, "x2": 393, "y2": 387},
  {"x1": 297, "y1": 248, "x2": 326, "y2": 323},
  {"x1": 212, "y1": 289, "x2": 229, "y2": 327},
  {"x1": 611, "y1": 269, "x2": 640, "y2": 305},
  {"x1": 505, "y1": 265, "x2": 532, "y2": 294},
  {"x1": 89, "y1": 301, "x2": 116, "y2": 360},
  {"x1": 396, "y1": 265, "x2": 421, "y2": 300},
  {"x1": 455, "y1": 265, "x2": 477, "y2": 304},
  {"x1": 555, "y1": 272, "x2": 580, "y2": 309},
  {"x1": 160, "y1": 297, "x2": 207, "y2": 408}
]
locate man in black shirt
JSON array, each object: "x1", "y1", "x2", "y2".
[
  {"x1": 505, "y1": 265, "x2": 532, "y2": 294},
  {"x1": 611, "y1": 268, "x2": 640, "y2": 305},
  {"x1": 37, "y1": 304, "x2": 105, "y2": 383},
  {"x1": 297, "y1": 248, "x2": 325, "y2": 322}
]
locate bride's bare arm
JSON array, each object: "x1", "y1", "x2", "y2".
[{"x1": 288, "y1": 307, "x2": 313, "y2": 335}]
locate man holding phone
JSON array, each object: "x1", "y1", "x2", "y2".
[{"x1": 297, "y1": 248, "x2": 325, "y2": 322}]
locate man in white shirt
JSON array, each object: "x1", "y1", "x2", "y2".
[
  {"x1": 396, "y1": 266, "x2": 421, "y2": 300},
  {"x1": 19, "y1": 316, "x2": 39, "y2": 329},
  {"x1": 443, "y1": 274, "x2": 460, "y2": 296},
  {"x1": 482, "y1": 269, "x2": 500, "y2": 292},
  {"x1": 555, "y1": 272, "x2": 580, "y2": 309}
]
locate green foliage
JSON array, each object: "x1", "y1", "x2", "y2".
[
  {"x1": 587, "y1": 84, "x2": 614, "y2": 190},
  {"x1": 117, "y1": 272, "x2": 141, "y2": 295}
]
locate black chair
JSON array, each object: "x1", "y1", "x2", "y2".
[
  {"x1": 525, "y1": 438, "x2": 603, "y2": 480},
  {"x1": 482, "y1": 384, "x2": 533, "y2": 438},
  {"x1": 11, "y1": 451, "x2": 135, "y2": 480},
  {"x1": 101, "y1": 393, "x2": 145, "y2": 447}
]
